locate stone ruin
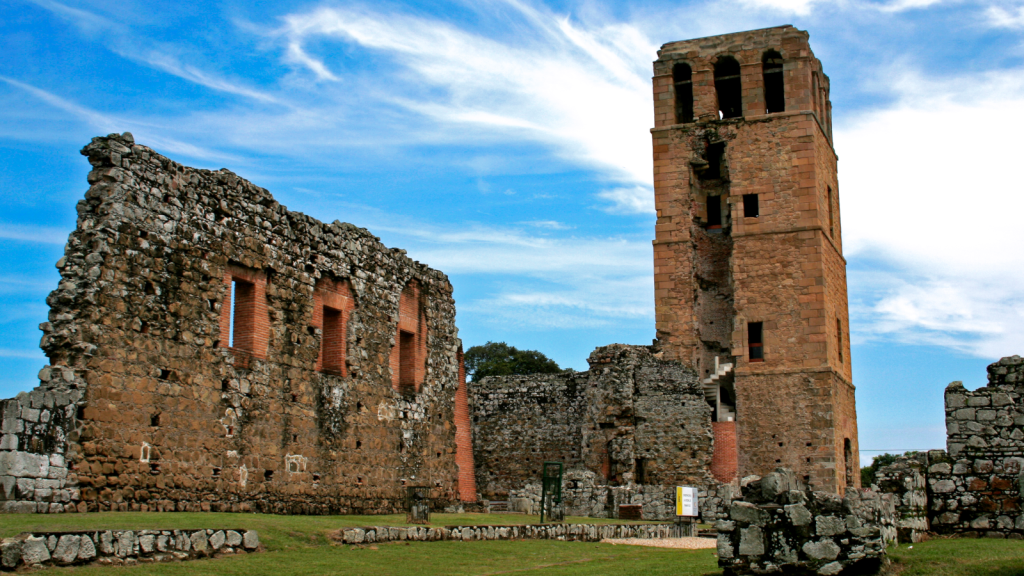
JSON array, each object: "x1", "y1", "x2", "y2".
[
  {"x1": 470, "y1": 344, "x2": 737, "y2": 521},
  {"x1": 715, "y1": 469, "x2": 896, "y2": 575},
  {"x1": 872, "y1": 355, "x2": 1024, "y2": 540},
  {"x1": 0, "y1": 133, "x2": 474, "y2": 515}
]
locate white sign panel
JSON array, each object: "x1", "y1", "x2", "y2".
[{"x1": 676, "y1": 486, "x2": 698, "y2": 517}]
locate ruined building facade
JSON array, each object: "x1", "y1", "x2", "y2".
[
  {"x1": 651, "y1": 26, "x2": 858, "y2": 491},
  {"x1": 1, "y1": 134, "x2": 474, "y2": 514},
  {"x1": 470, "y1": 344, "x2": 722, "y2": 520}
]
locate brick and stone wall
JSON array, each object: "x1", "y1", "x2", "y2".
[
  {"x1": 470, "y1": 344, "x2": 720, "y2": 520},
  {"x1": 1, "y1": 529, "x2": 259, "y2": 570},
  {"x1": 871, "y1": 356, "x2": 1024, "y2": 539},
  {"x1": 0, "y1": 133, "x2": 464, "y2": 515},
  {"x1": 715, "y1": 469, "x2": 896, "y2": 575},
  {"x1": 928, "y1": 355, "x2": 1024, "y2": 536}
]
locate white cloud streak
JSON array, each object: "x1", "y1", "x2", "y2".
[
  {"x1": 986, "y1": 4, "x2": 1024, "y2": 27},
  {"x1": 596, "y1": 185, "x2": 655, "y2": 215},
  {"x1": 277, "y1": 2, "x2": 657, "y2": 184}
]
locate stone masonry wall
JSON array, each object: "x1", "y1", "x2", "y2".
[
  {"x1": 715, "y1": 468, "x2": 896, "y2": 576},
  {"x1": 0, "y1": 133, "x2": 463, "y2": 515},
  {"x1": 927, "y1": 355, "x2": 1024, "y2": 537},
  {"x1": 873, "y1": 453, "x2": 928, "y2": 542},
  {"x1": 470, "y1": 344, "x2": 718, "y2": 520}
]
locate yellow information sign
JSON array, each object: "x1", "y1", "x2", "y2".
[{"x1": 676, "y1": 486, "x2": 697, "y2": 517}]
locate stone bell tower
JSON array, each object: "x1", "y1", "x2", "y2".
[{"x1": 650, "y1": 26, "x2": 859, "y2": 493}]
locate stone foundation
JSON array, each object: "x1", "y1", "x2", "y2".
[{"x1": 715, "y1": 469, "x2": 895, "y2": 575}]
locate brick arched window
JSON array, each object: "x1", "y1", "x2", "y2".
[
  {"x1": 714, "y1": 56, "x2": 743, "y2": 119},
  {"x1": 390, "y1": 281, "x2": 427, "y2": 396},
  {"x1": 762, "y1": 50, "x2": 784, "y2": 114},
  {"x1": 313, "y1": 277, "x2": 356, "y2": 376},
  {"x1": 673, "y1": 62, "x2": 694, "y2": 124}
]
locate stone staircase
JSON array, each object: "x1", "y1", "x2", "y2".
[{"x1": 702, "y1": 356, "x2": 735, "y2": 421}]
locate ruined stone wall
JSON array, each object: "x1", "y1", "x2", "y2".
[
  {"x1": 928, "y1": 355, "x2": 1024, "y2": 536},
  {"x1": 0, "y1": 133, "x2": 462, "y2": 515},
  {"x1": 470, "y1": 344, "x2": 717, "y2": 520},
  {"x1": 470, "y1": 371, "x2": 587, "y2": 499},
  {"x1": 0, "y1": 374, "x2": 84, "y2": 512},
  {"x1": 715, "y1": 469, "x2": 896, "y2": 576},
  {"x1": 874, "y1": 453, "x2": 928, "y2": 542}
]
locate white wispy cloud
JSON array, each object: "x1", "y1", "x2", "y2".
[
  {"x1": 277, "y1": 2, "x2": 657, "y2": 184},
  {"x1": 986, "y1": 4, "x2": 1024, "y2": 27},
  {"x1": 596, "y1": 185, "x2": 655, "y2": 215},
  {"x1": 837, "y1": 65, "x2": 1024, "y2": 358}
]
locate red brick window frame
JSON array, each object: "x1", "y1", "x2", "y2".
[
  {"x1": 390, "y1": 281, "x2": 427, "y2": 396},
  {"x1": 748, "y1": 321, "x2": 764, "y2": 362},
  {"x1": 313, "y1": 278, "x2": 355, "y2": 376},
  {"x1": 218, "y1": 264, "x2": 269, "y2": 361}
]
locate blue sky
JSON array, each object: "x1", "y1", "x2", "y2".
[{"x1": 1, "y1": 0, "x2": 1022, "y2": 465}]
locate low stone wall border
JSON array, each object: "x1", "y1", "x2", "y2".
[
  {"x1": 334, "y1": 523, "x2": 697, "y2": 544},
  {"x1": 1, "y1": 529, "x2": 260, "y2": 571}
]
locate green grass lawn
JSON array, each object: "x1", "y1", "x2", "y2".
[{"x1": 887, "y1": 538, "x2": 1024, "y2": 576}]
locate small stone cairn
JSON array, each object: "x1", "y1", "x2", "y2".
[{"x1": 716, "y1": 469, "x2": 897, "y2": 575}]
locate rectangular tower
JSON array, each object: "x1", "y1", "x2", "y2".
[{"x1": 651, "y1": 26, "x2": 858, "y2": 492}]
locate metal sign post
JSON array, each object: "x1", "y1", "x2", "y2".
[
  {"x1": 540, "y1": 461, "x2": 563, "y2": 523},
  {"x1": 676, "y1": 486, "x2": 698, "y2": 537}
]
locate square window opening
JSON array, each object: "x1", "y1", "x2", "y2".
[
  {"x1": 748, "y1": 321, "x2": 764, "y2": 362},
  {"x1": 743, "y1": 194, "x2": 759, "y2": 218},
  {"x1": 398, "y1": 330, "x2": 416, "y2": 396}
]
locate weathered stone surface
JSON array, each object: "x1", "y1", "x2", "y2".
[
  {"x1": 738, "y1": 527, "x2": 764, "y2": 556},
  {"x1": 225, "y1": 531, "x2": 242, "y2": 547},
  {"x1": 1, "y1": 539, "x2": 22, "y2": 568},
  {"x1": 802, "y1": 539, "x2": 840, "y2": 561},
  {"x1": 21, "y1": 536, "x2": 50, "y2": 565},
  {"x1": 784, "y1": 504, "x2": 812, "y2": 526},
  {"x1": 78, "y1": 535, "x2": 96, "y2": 561},
  {"x1": 52, "y1": 535, "x2": 81, "y2": 564},
  {"x1": 243, "y1": 531, "x2": 260, "y2": 550},
  {"x1": 209, "y1": 530, "x2": 226, "y2": 550}
]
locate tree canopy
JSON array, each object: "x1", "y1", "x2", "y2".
[{"x1": 464, "y1": 341, "x2": 561, "y2": 381}]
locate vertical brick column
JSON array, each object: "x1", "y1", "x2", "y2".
[
  {"x1": 454, "y1": 347, "x2": 477, "y2": 502},
  {"x1": 712, "y1": 421, "x2": 739, "y2": 483}
]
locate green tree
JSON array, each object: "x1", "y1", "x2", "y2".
[{"x1": 464, "y1": 341, "x2": 561, "y2": 381}]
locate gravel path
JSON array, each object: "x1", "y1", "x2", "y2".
[{"x1": 601, "y1": 537, "x2": 717, "y2": 549}]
